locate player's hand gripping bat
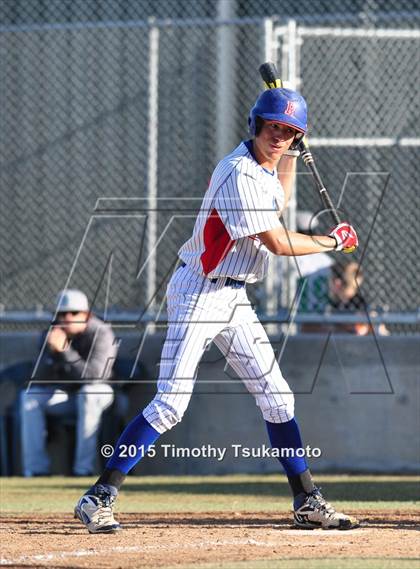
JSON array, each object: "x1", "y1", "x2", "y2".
[{"x1": 258, "y1": 62, "x2": 341, "y2": 226}]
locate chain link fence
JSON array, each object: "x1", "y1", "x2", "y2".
[
  {"x1": 290, "y1": 24, "x2": 420, "y2": 334},
  {"x1": 0, "y1": 0, "x2": 419, "y2": 333}
]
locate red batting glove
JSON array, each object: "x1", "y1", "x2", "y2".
[{"x1": 329, "y1": 222, "x2": 358, "y2": 253}]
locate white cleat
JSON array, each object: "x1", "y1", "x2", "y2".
[
  {"x1": 74, "y1": 484, "x2": 121, "y2": 534},
  {"x1": 294, "y1": 488, "x2": 359, "y2": 530}
]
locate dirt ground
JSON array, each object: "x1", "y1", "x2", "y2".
[{"x1": 1, "y1": 510, "x2": 419, "y2": 568}]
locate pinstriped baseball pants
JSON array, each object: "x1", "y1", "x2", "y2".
[{"x1": 143, "y1": 264, "x2": 294, "y2": 434}]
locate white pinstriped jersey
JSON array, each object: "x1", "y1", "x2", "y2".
[{"x1": 178, "y1": 141, "x2": 284, "y2": 283}]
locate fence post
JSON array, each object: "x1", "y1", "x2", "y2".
[
  {"x1": 280, "y1": 19, "x2": 299, "y2": 331},
  {"x1": 215, "y1": 0, "x2": 237, "y2": 161},
  {"x1": 262, "y1": 17, "x2": 282, "y2": 332},
  {"x1": 146, "y1": 21, "x2": 159, "y2": 322}
]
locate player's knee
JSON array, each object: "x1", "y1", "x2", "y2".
[
  {"x1": 76, "y1": 383, "x2": 114, "y2": 412},
  {"x1": 77, "y1": 383, "x2": 113, "y2": 397},
  {"x1": 261, "y1": 393, "x2": 295, "y2": 423},
  {"x1": 77, "y1": 384, "x2": 92, "y2": 397},
  {"x1": 21, "y1": 391, "x2": 43, "y2": 412}
]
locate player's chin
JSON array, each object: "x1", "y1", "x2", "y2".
[{"x1": 268, "y1": 145, "x2": 286, "y2": 159}]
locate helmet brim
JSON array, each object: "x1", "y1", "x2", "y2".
[{"x1": 258, "y1": 115, "x2": 306, "y2": 134}]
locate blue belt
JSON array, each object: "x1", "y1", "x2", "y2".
[{"x1": 179, "y1": 261, "x2": 245, "y2": 288}]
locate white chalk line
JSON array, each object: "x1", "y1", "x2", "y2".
[
  {"x1": 0, "y1": 531, "x2": 365, "y2": 566},
  {"x1": 282, "y1": 529, "x2": 363, "y2": 536},
  {"x1": 2, "y1": 540, "x2": 264, "y2": 566}
]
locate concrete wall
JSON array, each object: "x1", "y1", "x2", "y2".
[{"x1": 1, "y1": 332, "x2": 419, "y2": 474}]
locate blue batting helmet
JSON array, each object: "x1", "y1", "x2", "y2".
[{"x1": 248, "y1": 88, "x2": 307, "y2": 136}]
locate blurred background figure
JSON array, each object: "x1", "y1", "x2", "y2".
[
  {"x1": 294, "y1": 216, "x2": 390, "y2": 336},
  {"x1": 329, "y1": 261, "x2": 367, "y2": 334},
  {"x1": 330, "y1": 262, "x2": 390, "y2": 336},
  {"x1": 294, "y1": 211, "x2": 334, "y2": 333},
  {"x1": 20, "y1": 289, "x2": 117, "y2": 476}
]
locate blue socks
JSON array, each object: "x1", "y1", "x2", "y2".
[
  {"x1": 105, "y1": 413, "x2": 161, "y2": 474},
  {"x1": 95, "y1": 413, "x2": 313, "y2": 506},
  {"x1": 266, "y1": 418, "x2": 315, "y2": 504},
  {"x1": 266, "y1": 418, "x2": 308, "y2": 476}
]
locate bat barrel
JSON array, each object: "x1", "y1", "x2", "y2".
[{"x1": 258, "y1": 62, "x2": 283, "y2": 89}]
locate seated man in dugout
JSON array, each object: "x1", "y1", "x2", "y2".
[{"x1": 20, "y1": 289, "x2": 117, "y2": 476}]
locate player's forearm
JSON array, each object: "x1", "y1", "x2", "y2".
[
  {"x1": 278, "y1": 231, "x2": 336, "y2": 256},
  {"x1": 277, "y1": 155, "x2": 297, "y2": 209},
  {"x1": 259, "y1": 227, "x2": 336, "y2": 256}
]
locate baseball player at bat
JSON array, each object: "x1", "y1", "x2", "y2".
[{"x1": 75, "y1": 86, "x2": 359, "y2": 533}]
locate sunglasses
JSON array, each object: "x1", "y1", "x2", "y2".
[{"x1": 57, "y1": 311, "x2": 81, "y2": 316}]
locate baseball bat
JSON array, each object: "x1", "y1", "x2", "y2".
[{"x1": 258, "y1": 62, "x2": 341, "y2": 226}]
